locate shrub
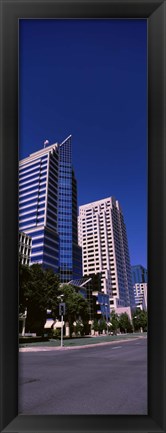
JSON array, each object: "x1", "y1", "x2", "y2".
[{"x1": 52, "y1": 328, "x2": 61, "y2": 339}]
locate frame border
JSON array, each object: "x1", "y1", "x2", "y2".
[{"x1": 0, "y1": 0, "x2": 166, "y2": 432}]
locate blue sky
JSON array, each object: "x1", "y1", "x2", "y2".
[{"x1": 19, "y1": 19, "x2": 147, "y2": 268}]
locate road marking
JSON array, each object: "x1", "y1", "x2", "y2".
[
  {"x1": 111, "y1": 346, "x2": 122, "y2": 350},
  {"x1": 135, "y1": 342, "x2": 141, "y2": 345}
]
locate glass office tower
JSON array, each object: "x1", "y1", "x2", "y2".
[
  {"x1": 58, "y1": 136, "x2": 82, "y2": 282},
  {"x1": 19, "y1": 135, "x2": 82, "y2": 281},
  {"x1": 131, "y1": 265, "x2": 148, "y2": 284}
]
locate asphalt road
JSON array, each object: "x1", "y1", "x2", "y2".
[{"x1": 19, "y1": 338, "x2": 147, "y2": 415}]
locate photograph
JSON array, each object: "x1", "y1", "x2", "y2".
[
  {"x1": 18, "y1": 18, "x2": 147, "y2": 415},
  {"x1": 0, "y1": 0, "x2": 166, "y2": 432}
]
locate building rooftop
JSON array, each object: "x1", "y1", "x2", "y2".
[{"x1": 68, "y1": 277, "x2": 92, "y2": 287}]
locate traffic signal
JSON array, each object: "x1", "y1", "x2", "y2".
[{"x1": 59, "y1": 302, "x2": 66, "y2": 316}]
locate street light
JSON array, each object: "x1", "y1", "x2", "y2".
[
  {"x1": 133, "y1": 314, "x2": 143, "y2": 333},
  {"x1": 19, "y1": 308, "x2": 27, "y2": 337},
  {"x1": 106, "y1": 321, "x2": 111, "y2": 335},
  {"x1": 58, "y1": 294, "x2": 65, "y2": 347}
]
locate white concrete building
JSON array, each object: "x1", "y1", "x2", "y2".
[
  {"x1": 19, "y1": 231, "x2": 32, "y2": 265},
  {"x1": 134, "y1": 283, "x2": 147, "y2": 310},
  {"x1": 78, "y1": 197, "x2": 135, "y2": 311}
]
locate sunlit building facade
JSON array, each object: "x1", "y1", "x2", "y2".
[
  {"x1": 134, "y1": 283, "x2": 147, "y2": 311},
  {"x1": 19, "y1": 231, "x2": 32, "y2": 265},
  {"x1": 19, "y1": 135, "x2": 82, "y2": 282},
  {"x1": 78, "y1": 197, "x2": 135, "y2": 310}
]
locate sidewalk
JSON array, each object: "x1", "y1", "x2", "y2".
[{"x1": 19, "y1": 333, "x2": 147, "y2": 352}]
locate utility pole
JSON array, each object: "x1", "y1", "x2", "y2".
[
  {"x1": 61, "y1": 311, "x2": 63, "y2": 347},
  {"x1": 58, "y1": 294, "x2": 65, "y2": 348}
]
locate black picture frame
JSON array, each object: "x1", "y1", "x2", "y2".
[{"x1": 0, "y1": 0, "x2": 166, "y2": 432}]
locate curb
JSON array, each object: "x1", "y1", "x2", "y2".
[{"x1": 19, "y1": 336, "x2": 146, "y2": 352}]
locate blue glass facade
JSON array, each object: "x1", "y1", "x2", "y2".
[
  {"x1": 58, "y1": 136, "x2": 82, "y2": 282},
  {"x1": 19, "y1": 136, "x2": 82, "y2": 281},
  {"x1": 72, "y1": 170, "x2": 82, "y2": 280},
  {"x1": 131, "y1": 265, "x2": 148, "y2": 284},
  {"x1": 95, "y1": 292, "x2": 110, "y2": 321},
  {"x1": 19, "y1": 147, "x2": 59, "y2": 273}
]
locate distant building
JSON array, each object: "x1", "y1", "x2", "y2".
[
  {"x1": 112, "y1": 305, "x2": 132, "y2": 321},
  {"x1": 92, "y1": 291, "x2": 110, "y2": 322},
  {"x1": 78, "y1": 196, "x2": 135, "y2": 311},
  {"x1": 131, "y1": 265, "x2": 148, "y2": 310},
  {"x1": 19, "y1": 232, "x2": 32, "y2": 265},
  {"x1": 134, "y1": 283, "x2": 147, "y2": 311},
  {"x1": 19, "y1": 136, "x2": 82, "y2": 282},
  {"x1": 131, "y1": 265, "x2": 147, "y2": 284},
  {"x1": 68, "y1": 276, "x2": 110, "y2": 322}
]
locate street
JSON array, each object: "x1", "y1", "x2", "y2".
[{"x1": 19, "y1": 338, "x2": 147, "y2": 415}]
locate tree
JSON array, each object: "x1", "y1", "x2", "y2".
[
  {"x1": 74, "y1": 319, "x2": 84, "y2": 336},
  {"x1": 119, "y1": 313, "x2": 133, "y2": 333},
  {"x1": 132, "y1": 308, "x2": 147, "y2": 332},
  {"x1": 42, "y1": 267, "x2": 60, "y2": 318},
  {"x1": 19, "y1": 263, "x2": 32, "y2": 314},
  {"x1": 19, "y1": 265, "x2": 90, "y2": 337},
  {"x1": 110, "y1": 310, "x2": 119, "y2": 334},
  {"x1": 92, "y1": 319, "x2": 99, "y2": 332},
  {"x1": 98, "y1": 319, "x2": 107, "y2": 334},
  {"x1": 59, "y1": 284, "x2": 89, "y2": 337},
  {"x1": 19, "y1": 263, "x2": 60, "y2": 335}
]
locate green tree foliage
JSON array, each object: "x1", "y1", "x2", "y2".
[
  {"x1": 58, "y1": 284, "x2": 89, "y2": 337},
  {"x1": 19, "y1": 263, "x2": 32, "y2": 314},
  {"x1": 119, "y1": 313, "x2": 133, "y2": 333},
  {"x1": 92, "y1": 319, "x2": 99, "y2": 332},
  {"x1": 110, "y1": 310, "x2": 119, "y2": 334},
  {"x1": 74, "y1": 319, "x2": 84, "y2": 336},
  {"x1": 98, "y1": 319, "x2": 107, "y2": 334},
  {"x1": 132, "y1": 308, "x2": 147, "y2": 332},
  {"x1": 19, "y1": 263, "x2": 59, "y2": 335},
  {"x1": 19, "y1": 265, "x2": 90, "y2": 337},
  {"x1": 43, "y1": 267, "x2": 60, "y2": 318}
]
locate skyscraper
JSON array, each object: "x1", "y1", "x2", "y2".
[
  {"x1": 131, "y1": 265, "x2": 147, "y2": 285},
  {"x1": 19, "y1": 135, "x2": 82, "y2": 282},
  {"x1": 131, "y1": 265, "x2": 148, "y2": 310},
  {"x1": 78, "y1": 196, "x2": 135, "y2": 310}
]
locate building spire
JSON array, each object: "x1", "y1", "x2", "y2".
[{"x1": 44, "y1": 139, "x2": 49, "y2": 148}]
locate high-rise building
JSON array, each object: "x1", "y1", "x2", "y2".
[
  {"x1": 131, "y1": 265, "x2": 147, "y2": 284},
  {"x1": 131, "y1": 265, "x2": 148, "y2": 310},
  {"x1": 19, "y1": 135, "x2": 82, "y2": 282},
  {"x1": 78, "y1": 196, "x2": 135, "y2": 310}
]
